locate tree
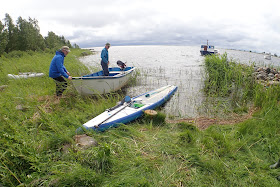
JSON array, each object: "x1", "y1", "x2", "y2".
[
  {"x1": 2, "y1": 13, "x2": 73, "y2": 53},
  {"x1": 73, "y1": 43, "x2": 80, "y2": 49},
  {"x1": 17, "y1": 16, "x2": 29, "y2": 51},
  {"x1": 45, "y1": 31, "x2": 72, "y2": 50},
  {"x1": 28, "y1": 17, "x2": 45, "y2": 50},
  {"x1": 17, "y1": 16, "x2": 45, "y2": 51},
  {"x1": 45, "y1": 31, "x2": 61, "y2": 49},
  {"x1": 4, "y1": 13, "x2": 18, "y2": 52},
  {"x1": 66, "y1": 40, "x2": 72, "y2": 48},
  {"x1": 0, "y1": 20, "x2": 8, "y2": 55}
]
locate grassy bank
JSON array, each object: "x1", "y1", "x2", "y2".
[
  {"x1": 1, "y1": 51, "x2": 280, "y2": 186},
  {"x1": 0, "y1": 49, "x2": 121, "y2": 186}
]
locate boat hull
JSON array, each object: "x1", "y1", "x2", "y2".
[
  {"x1": 8, "y1": 72, "x2": 44, "y2": 79},
  {"x1": 82, "y1": 85, "x2": 178, "y2": 131},
  {"x1": 200, "y1": 51, "x2": 215, "y2": 56},
  {"x1": 72, "y1": 67, "x2": 135, "y2": 95},
  {"x1": 200, "y1": 43, "x2": 218, "y2": 56},
  {"x1": 264, "y1": 55, "x2": 271, "y2": 60}
]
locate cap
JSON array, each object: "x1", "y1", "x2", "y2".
[
  {"x1": 105, "y1": 43, "x2": 110, "y2": 46},
  {"x1": 61, "y1": 46, "x2": 70, "y2": 52}
]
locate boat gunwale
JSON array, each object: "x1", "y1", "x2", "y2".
[{"x1": 72, "y1": 67, "x2": 135, "y2": 80}]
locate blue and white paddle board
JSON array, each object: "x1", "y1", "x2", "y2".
[{"x1": 82, "y1": 85, "x2": 177, "y2": 131}]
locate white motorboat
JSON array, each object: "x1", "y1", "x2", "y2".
[{"x1": 72, "y1": 67, "x2": 135, "y2": 95}]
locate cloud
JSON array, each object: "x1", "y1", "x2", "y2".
[{"x1": 1, "y1": 0, "x2": 280, "y2": 54}]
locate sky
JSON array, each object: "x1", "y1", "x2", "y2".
[{"x1": 1, "y1": 0, "x2": 280, "y2": 54}]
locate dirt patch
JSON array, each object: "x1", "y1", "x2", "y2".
[
  {"x1": 166, "y1": 107, "x2": 258, "y2": 130},
  {"x1": 75, "y1": 134, "x2": 98, "y2": 149},
  {"x1": 37, "y1": 95, "x2": 62, "y2": 104},
  {"x1": 0, "y1": 85, "x2": 8, "y2": 91},
  {"x1": 34, "y1": 95, "x2": 64, "y2": 113}
]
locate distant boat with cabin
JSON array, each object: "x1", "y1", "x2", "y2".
[{"x1": 200, "y1": 40, "x2": 219, "y2": 56}]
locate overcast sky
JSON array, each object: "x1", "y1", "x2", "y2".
[{"x1": 1, "y1": 0, "x2": 280, "y2": 54}]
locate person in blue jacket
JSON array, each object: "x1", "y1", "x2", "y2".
[
  {"x1": 49, "y1": 46, "x2": 72, "y2": 96},
  {"x1": 101, "y1": 43, "x2": 110, "y2": 76}
]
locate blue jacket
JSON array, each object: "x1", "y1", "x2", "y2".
[
  {"x1": 49, "y1": 51, "x2": 69, "y2": 78},
  {"x1": 101, "y1": 47, "x2": 109, "y2": 64}
]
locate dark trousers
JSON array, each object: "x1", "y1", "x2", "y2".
[
  {"x1": 53, "y1": 76, "x2": 67, "y2": 96},
  {"x1": 101, "y1": 61, "x2": 109, "y2": 76}
]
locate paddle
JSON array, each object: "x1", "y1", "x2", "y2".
[
  {"x1": 96, "y1": 96, "x2": 132, "y2": 128},
  {"x1": 145, "y1": 85, "x2": 171, "y2": 97},
  {"x1": 107, "y1": 96, "x2": 131, "y2": 112}
]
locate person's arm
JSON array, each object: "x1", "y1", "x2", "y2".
[
  {"x1": 63, "y1": 66, "x2": 71, "y2": 76},
  {"x1": 108, "y1": 51, "x2": 109, "y2": 65},
  {"x1": 63, "y1": 66, "x2": 67, "y2": 73},
  {"x1": 107, "y1": 50, "x2": 109, "y2": 65},
  {"x1": 56, "y1": 57, "x2": 69, "y2": 78}
]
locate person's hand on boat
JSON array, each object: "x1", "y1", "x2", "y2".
[
  {"x1": 67, "y1": 72, "x2": 70, "y2": 76},
  {"x1": 68, "y1": 76, "x2": 72, "y2": 80}
]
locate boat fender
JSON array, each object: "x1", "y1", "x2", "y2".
[{"x1": 144, "y1": 110, "x2": 157, "y2": 116}]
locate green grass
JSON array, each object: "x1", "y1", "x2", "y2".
[{"x1": 1, "y1": 51, "x2": 280, "y2": 186}]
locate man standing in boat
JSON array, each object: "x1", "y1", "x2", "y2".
[
  {"x1": 101, "y1": 43, "x2": 110, "y2": 76},
  {"x1": 49, "y1": 46, "x2": 72, "y2": 97}
]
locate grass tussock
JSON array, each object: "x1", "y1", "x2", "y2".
[{"x1": 1, "y1": 51, "x2": 280, "y2": 186}]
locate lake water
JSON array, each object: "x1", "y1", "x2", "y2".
[{"x1": 79, "y1": 46, "x2": 280, "y2": 118}]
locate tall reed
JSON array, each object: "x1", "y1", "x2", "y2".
[{"x1": 204, "y1": 53, "x2": 256, "y2": 110}]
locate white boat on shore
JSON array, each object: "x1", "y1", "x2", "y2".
[
  {"x1": 264, "y1": 53, "x2": 271, "y2": 60},
  {"x1": 72, "y1": 67, "x2": 135, "y2": 95},
  {"x1": 8, "y1": 72, "x2": 45, "y2": 79}
]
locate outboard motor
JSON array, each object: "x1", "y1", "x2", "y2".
[{"x1": 117, "y1": 60, "x2": 126, "y2": 70}]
